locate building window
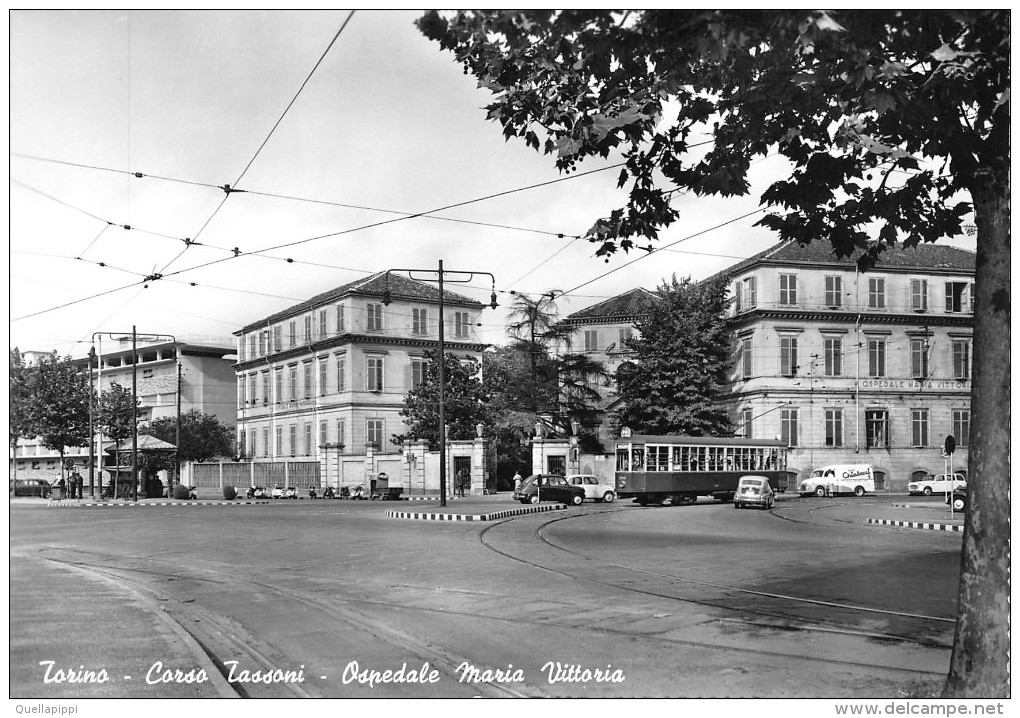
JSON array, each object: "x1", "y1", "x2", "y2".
[
  {"x1": 274, "y1": 368, "x2": 283, "y2": 403},
  {"x1": 866, "y1": 410, "x2": 889, "y2": 449},
  {"x1": 945, "y1": 282, "x2": 973, "y2": 313},
  {"x1": 824, "y1": 275, "x2": 843, "y2": 308},
  {"x1": 366, "y1": 419, "x2": 383, "y2": 450},
  {"x1": 823, "y1": 337, "x2": 842, "y2": 377},
  {"x1": 238, "y1": 337, "x2": 246, "y2": 362},
  {"x1": 319, "y1": 421, "x2": 328, "y2": 451},
  {"x1": 868, "y1": 277, "x2": 886, "y2": 309},
  {"x1": 868, "y1": 338, "x2": 886, "y2": 377},
  {"x1": 337, "y1": 419, "x2": 346, "y2": 452},
  {"x1": 740, "y1": 336, "x2": 753, "y2": 379},
  {"x1": 952, "y1": 340, "x2": 971, "y2": 380},
  {"x1": 780, "y1": 336, "x2": 798, "y2": 377},
  {"x1": 304, "y1": 316, "x2": 312, "y2": 343},
  {"x1": 238, "y1": 376, "x2": 246, "y2": 408},
  {"x1": 273, "y1": 325, "x2": 282, "y2": 352},
  {"x1": 260, "y1": 371, "x2": 270, "y2": 404},
  {"x1": 585, "y1": 330, "x2": 599, "y2": 352},
  {"x1": 911, "y1": 409, "x2": 929, "y2": 447},
  {"x1": 618, "y1": 327, "x2": 633, "y2": 345},
  {"x1": 824, "y1": 408, "x2": 844, "y2": 447},
  {"x1": 366, "y1": 356, "x2": 384, "y2": 391},
  {"x1": 910, "y1": 338, "x2": 929, "y2": 380},
  {"x1": 248, "y1": 431, "x2": 256, "y2": 459},
  {"x1": 780, "y1": 408, "x2": 798, "y2": 447},
  {"x1": 319, "y1": 358, "x2": 328, "y2": 396},
  {"x1": 289, "y1": 425, "x2": 297, "y2": 456},
  {"x1": 411, "y1": 358, "x2": 427, "y2": 387},
  {"x1": 454, "y1": 312, "x2": 470, "y2": 339},
  {"x1": 304, "y1": 423, "x2": 312, "y2": 455},
  {"x1": 911, "y1": 279, "x2": 928, "y2": 312},
  {"x1": 289, "y1": 321, "x2": 297, "y2": 348},
  {"x1": 336, "y1": 304, "x2": 345, "y2": 334},
  {"x1": 741, "y1": 276, "x2": 757, "y2": 311},
  {"x1": 259, "y1": 331, "x2": 267, "y2": 357},
  {"x1": 412, "y1": 307, "x2": 428, "y2": 335},
  {"x1": 249, "y1": 335, "x2": 257, "y2": 360},
  {"x1": 366, "y1": 303, "x2": 383, "y2": 332},
  {"x1": 275, "y1": 426, "x2": 283, "y2": 457},
  {"x1": 952, "y1": 409, "x2": 970, "y2": 448},
  {"x1": 303, "y1": 362, "x2": 312, "y2": 398},
  {"x1": 779, "y1": 274, "x2": 797, "y2": 305},
  {"x1": 288, "y1": 365, "x2": 298, "y2": 401},
  {"x1": 336, "y1": 354, "x2": 346, "y2": 392},
  {"x1": 238, "y1": 430, "x2": 246, "y2": 459},
  {"x1": 247, "y1": 372, "x2": 256, "y2": 405},
  {"x1": 740, "y1": 408, "x2": 753, "y2": 438},
  {"x1": 262, "y1": 428, "x2": 269, "y2": 457},
  {"x1": 142, "y1": 368, "x2": 154, "y2": 379},
  {"x1": 317, "y1": 310, "x2": 326, "y2": 340}
]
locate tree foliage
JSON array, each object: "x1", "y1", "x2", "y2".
[
  {"x1": 420, "y1": 10, "x2": 1009, "y2": 696},
  {"x1": 97, "y1": 383, "x2": 137, "y2": 451},
  {"x1": 143, "y1": 409, "x2": 235, "y2": 463},
  {"x1": 27, "y1": 353, "x2": 92, "y2": 468},
  {"x1": 615, "y1": 276, "x2": 734, "y2": 436},
  {"x1": 9, "y1": 348, "x2": 34, "y2": 458},
  {"x1": 396, "y1": 349, "x2": 488, "y2": 450}
]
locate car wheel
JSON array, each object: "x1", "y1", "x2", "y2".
[
  {"x1": 570, "y1": 493, "x2": 583, "y2": 506},
  {"x1": 733, "y1": 502, "x2": 740, "y2": 509},
  {"x1": 953, "y1": 497, "x2": 966, "y2": 512},
  {"x1": 602, "y1": 491, "x2": 615, "y2": 503},
  {"x1": 815, "y1": 486, "x2": 827, "y2": 498},
  {"x1": 528, "y1": 494, "x2": 540, "y2": 505},
  {"x1": 923, "y1": 487, "x2": 932, "y2": 496},
  {"x1": 854, "y1": 486, "x2": 865, "y2": 497}
]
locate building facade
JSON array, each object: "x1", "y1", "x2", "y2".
[
  {"x1": 232, "y1": 272, "x2": 488, "y2": 486},
  {"x1": 10, "y1": 340, "x2": 236, "y2": 482},
  {"x1": 719, "y1": 241, "x2": 975, "y2": 491}
]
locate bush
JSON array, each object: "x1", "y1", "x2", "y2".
[
  {"x1": 173, "y1": 484, "x2": 192, "y2": 500},
  {"x1": 222, "y1": 485, "x2": 237, "y2": 500}
]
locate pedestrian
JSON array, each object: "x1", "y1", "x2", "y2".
[
  {"x1": 513, "y1": 471, "x2": 523, "y2": 493},
  {"x1": 56, "y1": 475, "x2": 66, "y2": 501},
  {"x1": 457, "y1": 470, "x2": 468, "y2": 497}
]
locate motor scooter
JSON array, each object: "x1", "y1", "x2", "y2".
[
  {"x1": 339, "y1": 486, "x2": 350, "y2": 499},
  {"x1": 285, "y1": 486, "x2": 298, "y2": 499},
  {"x1": 350, "y1": 485, "x2": 365, "y2": 500},
  {"x1": 308, "y1": 486, "x2": 318, "y2": 500},
  {"x1": 323, "y1": 486, "x2": 335, "y2": 500}
]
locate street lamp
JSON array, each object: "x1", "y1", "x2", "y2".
[
  {"x1": 381, "y1": 260, "x2": 497, "y2": 507},
  {"x1": 90, "y1": 329, "x2": 177, "y2": 501}
]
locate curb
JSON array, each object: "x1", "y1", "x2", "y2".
[
  {"x1": 867, "y1": 518, "x2": 963, "y2": 533},
  {"x1": 48, "y1": 500, "x2": 272, "y2": 507},
  {"x1": 387, "y1": 504, "x2": 567, "y2": 522}
]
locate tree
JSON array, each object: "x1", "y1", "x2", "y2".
[
  {"x1": 419, "y1": 10, "x2": 1008, "y2": 695},
  {"x1": 615, "y1": 276, "x2": 734, "y2": 436},
  {"x1": 9, "y1": 348, "x2": 35, "y2": 480},
  {"x1": 23, "y1": 353, "x2": 92, "y2": 481},
  {"x1": 143, "y1": 410, "x2": 234, "y2": 464},
  {"x1": 97, "y1": 382, "x2": 138, "y2": 492},
  {"x1": 505, "y1": 290, "x2": 567, "y2": 411},
  {"x1": 395, "y1": 349, "x2": 488, "y2": 450}
]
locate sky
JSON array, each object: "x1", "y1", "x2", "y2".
[{"x1": 8, "y1": 9, "x2": 978, "y2": 359}]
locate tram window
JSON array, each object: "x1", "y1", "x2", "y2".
[
  {"x1": 632, "y1": 447, "x2": 645, "y2": 471},
  {"x1": 672, "y1": 446, "x2": 683, "y2": 471},
  {"x1": 616, "y1": 448, "x2": 630, "y2": 472},
  {"x1": 648, "y1": 446, "x2": 669, "y2": 471}
]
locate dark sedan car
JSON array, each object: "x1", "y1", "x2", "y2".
[
  {"x1": 513, "y1": 474, "x2": 585, "y2": 506},
  {"x1": 946, "y1": 487, "x2": 967, "y2": 512},
  {"x1": 11, "y1": 478, "x2": 52, "y2": 498}
]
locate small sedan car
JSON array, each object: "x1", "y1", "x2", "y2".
[
  {"x1": 514, "y1": 474, "x2": 585, "y2": 506},
  {"x1": 733, "y1": 475, "x2": 775, "y2": 510},
  {"x1": 566, "y1": 474, "x2": 616, "y2": 503},
  {"x1": 908, "y1": 474, "x2": 966, "y2": 496},
  {"x1": 11, "y1": 478, "x2": 52, "y2": 498}
]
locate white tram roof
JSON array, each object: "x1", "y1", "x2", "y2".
[{"x1": 618, "y1": 435, "x2": 787, "y2": 448}]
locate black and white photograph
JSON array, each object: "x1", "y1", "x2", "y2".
[{"x1": 8, "y1": 9, "x2": 1010, "y2": 712}]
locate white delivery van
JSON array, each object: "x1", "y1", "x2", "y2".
[{"x1": 799, "y1": 464, "x2": 875, "y2": 497}]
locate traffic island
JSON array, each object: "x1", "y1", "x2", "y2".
[
  {"x1": 387, "y1": 503, "x2": 567, "y2": 522},
  {"x1": 866, "y1": 518, "x2": 963, "y2": 533},
  {"x1": 48, "y1": 500, "x2": 272, "y2": 508}
]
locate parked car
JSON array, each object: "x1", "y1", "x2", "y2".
[
  {"x1": 566, "y1": 474, "x2": 615, "y2": 503},
  {"x1": 908, "y1": 473, "x2": 966, "y2": 496},
  {"x1": 11, "y1": 478, "x2": 52, "y2": 498},
  {"x1": 513, "y1": 474, "x2": 585, "y2": 506},
  {"x1": 946, "y1": 487, "x2": 967, "y2": 512},
  {"x1": 733, "y1": 475, "x2": 775, "y2": 510}
]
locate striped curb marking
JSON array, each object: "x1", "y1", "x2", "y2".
[
  {"x1": 387, "y1": 504, "x2": 567, "y2": 522},
  {"x1": 867, "y1": 518, "x2": 963, "y2": 533},
  {"x1": 49, "y1": 501, "x2": 272, "y2": 507}
]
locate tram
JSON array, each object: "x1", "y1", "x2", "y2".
[{"x1": 615, "y1": 434, "x2": 790, "y2": 505}]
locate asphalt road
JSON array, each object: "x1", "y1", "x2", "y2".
[{"x1": 9, "y1": 493, "x2": 962, "y2": 699}]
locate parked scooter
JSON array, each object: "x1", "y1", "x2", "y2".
[
  {"x1": 339, "y1": 486, "x2": 351, "y2": 499},
  {"x1": 308, "y1": 486, "x2": 318, "y2": 500},
  {"x1": 323, "y1": 486, "x2": 335, "y2": 500},
  {"x1": 285, "y1": 486, "x2": 298, "y2": 500},
  {"x1": 350, "y1": 485, "x2": 365, "y2": 500}
]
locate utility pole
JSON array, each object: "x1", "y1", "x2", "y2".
[
  {"x1": 381, "y1": 262, "x2": 497, "y2": 507},
  {"x1": 132, "y1": 326, "x2": 138, "y2": 502},
  {"x1": 175, "y1": 358, "x2": 182, "y2": 491}
]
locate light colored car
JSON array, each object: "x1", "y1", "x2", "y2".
[
  {"x1": 733, "y1": 475, "x2": 775, "y2": 510},
  {"x1": 908, "y1": 473, "x2": 966, "y2": 496},
  {"x1": 566, "y1": 474, "x2": 615, "y2": 503}
]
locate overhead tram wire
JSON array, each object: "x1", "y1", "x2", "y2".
[{"x1": 157, "y1": 11, "x2": 357, "y2": 276}]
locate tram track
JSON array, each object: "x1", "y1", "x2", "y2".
[{"x1": 479, "y1": 508, "x2": 955, "y2": 653}]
